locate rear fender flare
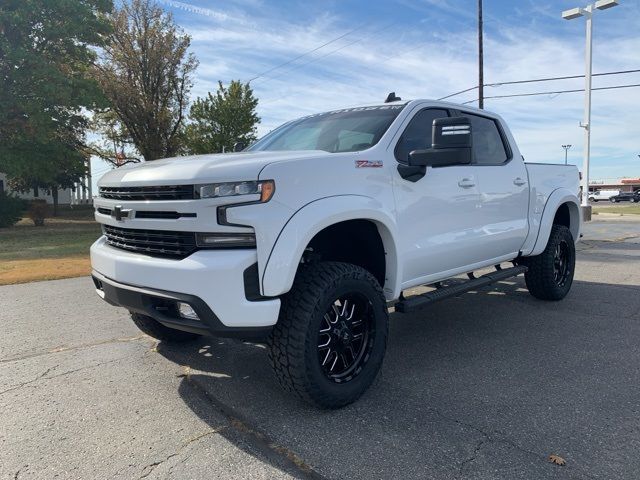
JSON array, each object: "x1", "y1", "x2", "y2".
[{"x1": 527, "y1": 189, "x2": 581, "y2": 257}]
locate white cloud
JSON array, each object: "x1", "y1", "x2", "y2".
[{"x1": 108, "y1": 0, "x2": 640, "y2": 181}]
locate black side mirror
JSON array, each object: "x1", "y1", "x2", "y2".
[
  {"x1": 233, "y1": 142, "x2": 246, "y2": 152},
  {"x1": 408, "y1": 116, "x2": 472, "y2": 168}
]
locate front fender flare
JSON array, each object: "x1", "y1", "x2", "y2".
[{"x1": 261, "y1": 195, "x2": 400, "y2": 300}]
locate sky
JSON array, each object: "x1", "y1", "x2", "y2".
[{"x1": 91, "y1": 0, "x2": 640, "y2": 185}]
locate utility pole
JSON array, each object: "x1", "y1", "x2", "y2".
[
  {"x1": 562, "y1": 144, "x2": 572, "y2": 165},
  {"x1": 478, "y1": 0, "x2": 484, "y2": 109}
]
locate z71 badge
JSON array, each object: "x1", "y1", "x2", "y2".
[{"x1": 355, "y1": 160, "x2": 383, "y2": 168}]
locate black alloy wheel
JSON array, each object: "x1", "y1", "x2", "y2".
[
  {"x1": 317, "y1": 294, "x2": 375, "y2": 383},
  {"x1": 552, "y1": 240, "x2": 572, "y2": 288}
]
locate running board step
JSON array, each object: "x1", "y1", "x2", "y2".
[{"x1": 394, "y1": 265, "x2": 528, "y2": 314}]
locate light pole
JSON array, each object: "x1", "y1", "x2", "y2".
[
  {"x1": 562, "y1": 144, "x2": 572, "y2": 165},
  {"x1": 478, "y1": 0, "x2": 484, "y2": 109},
  {"x1": 562, "y1": 0, "x2": 619, "y2": 217}
]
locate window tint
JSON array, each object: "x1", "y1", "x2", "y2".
[
  {"x1": 395, "y1": 109, "x2": 448, "y2": 163},
  {"x1": 466, "y1": 114, "x2": 508, "y2": 165},
  {"x1": 338, "y1": 130, "x2": 375, "y2": 151}
]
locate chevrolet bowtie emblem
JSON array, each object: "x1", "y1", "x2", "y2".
[{"x1": 111, "y1": 205, "x2": 131, "y2": 221}]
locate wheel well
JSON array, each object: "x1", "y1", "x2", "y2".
[
  {"x1": 304, "y1": 220, "x2": 386, "y2": 287},
  {"x1": 553, "y1": 203, "x2": 571, "y2": 229},
  {"x1": 553, "y1": 202, "x2": 579, "y2": 240}
]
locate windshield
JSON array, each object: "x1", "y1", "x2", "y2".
[{"x1": 248, "y1": 105, "x2": 405, "y2": 153}]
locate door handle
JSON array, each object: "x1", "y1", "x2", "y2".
[
  {"x1": 513, "y1": 177, "x2": 527, "y2": 186},
  {"x1": 458, "y1": 178, "x2": 475, "y2": 188}
]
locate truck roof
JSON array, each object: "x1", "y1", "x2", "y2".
[{"x1": 340, "y1": 98, "x2": 490, "y2": 115}]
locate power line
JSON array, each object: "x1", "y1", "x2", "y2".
[
  {"x1": 461, "y1": 82, "x2": 640, "y2": 104},
  {"x1": 438, "y1": 85, "x2": 479, "y2": 101},
  {"x1": 486, "y1": 68, "x2": 640, "y2": 88},
  {"x1": 439, "y1": 68, "x2": 640, "y2": 101},
  {"x1": 247, "y1": 23, "x2": 368, "y2": 83},
  {"x1": 253, "y1": 22, "x2": 398, "y2": 86}
]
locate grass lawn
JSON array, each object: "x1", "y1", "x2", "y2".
[
  {"x1": 592, "y1": 204, "x2": 640, "y2": 215},
  {"x1": 0, "y1": 206, "x2": 101, "y2": 285}
]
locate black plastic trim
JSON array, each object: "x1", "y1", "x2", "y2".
[
  {"x1": 243, "y1": 263, "x2": 271, "y2": 301},
  {"x1": 93, "y1": 274, "x2": 273, "y2": 340},
  {"x1": 395, "y1": 265, "x2": 528, "y2": 313},
  {"x1": 135, "y1": 211, "x2": 197, "y2": 219}
]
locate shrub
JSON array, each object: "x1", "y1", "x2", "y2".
[
  {"x1": 0, "y1": 191, "x2": 26, "y2": 228},
  {"x1": 27, "y1": 199, "x2": 49, "y2": 226}
]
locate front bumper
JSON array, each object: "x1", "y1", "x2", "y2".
[{"x1": 90, "y1": 237, "x2": 281, "y2": 339}]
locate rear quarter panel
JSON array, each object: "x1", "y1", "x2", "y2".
[{"x1": 520, "y1": 163, "x2": 581, "y2": 256}]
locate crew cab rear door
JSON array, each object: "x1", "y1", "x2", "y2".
[{"x1": 459, "y1": 111, "x2": 529, "y2": 258}]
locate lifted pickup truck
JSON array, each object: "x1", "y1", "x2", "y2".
[{"x1": 91, "y1": 98, "x2": 581, "y2": 408}]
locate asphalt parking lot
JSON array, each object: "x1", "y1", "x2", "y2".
[{"x1": 1, "y1": 216, "x2": 639, "y2": 479}]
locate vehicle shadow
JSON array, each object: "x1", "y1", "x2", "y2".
[{"x1": 157, "y1": 274, "x2": 640, "y2": 479}]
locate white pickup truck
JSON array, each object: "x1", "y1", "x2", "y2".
[{"x1": 91, "y1": 97, "x2": 581, "y2": 408}]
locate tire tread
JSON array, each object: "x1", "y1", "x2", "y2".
[
  {"x1": 523, "y1": 224, "x2": 575, "y2": 301},
  {"x1": 268, "y1": 262, "x2": 388, "y2": 408}
]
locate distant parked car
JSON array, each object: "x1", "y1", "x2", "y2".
[
  {"x1": 589, "y1": 189, "x2": 620, "y2": 202},
  {"x1": 609, "y1": 192, "x2": 640, "y2": 203}
]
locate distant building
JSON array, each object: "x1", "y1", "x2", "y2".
[
  {"x1": 0, "y1": 172, "x2": 92, "y2": 205},
  {"x1": 589, "y1": 177, "x2": 640, "y2": 194}
]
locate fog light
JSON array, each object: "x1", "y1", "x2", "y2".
[{"x1": 177, "y1": 302, "x2": 199, "y2": 320}]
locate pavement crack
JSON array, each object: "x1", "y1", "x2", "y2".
[
  {"x1": 429, "y1": 407, "x2": 603, "y2": 478},
  {"x1": 0, "y1": 366, "x2": 56, "y2": 396},
  {"x1": 458, "y1": 438, "x2": 487, "y2": 473},
  {"x1": 0, "y1": 355, "x2": 137, "y2": 397},
  {"x1": 138, "y1": 429, "x2": 224, "y2": 479},
  {"x1": 428, "y1": 406, "x2": 546, "y2": 468},
  {"x1": 139, "y1": 458, "x2": 174, "y2": 479},
  {"x1": 0, "y1": 335, "x2": 149, "y2": 364}
]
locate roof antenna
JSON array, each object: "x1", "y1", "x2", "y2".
[{"x1": 385, "y1": 92, "x2": 401, "y2": 103}]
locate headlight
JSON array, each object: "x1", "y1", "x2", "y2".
[
  {"x1": 196, "y1": 232, "x2": 256, "y2": 248},
  {"x1": 195, "y1": 180, "x2": 275, "y2": 203}
]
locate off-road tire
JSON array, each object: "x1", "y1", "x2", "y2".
[
  {"x1": 268, "y1": 262, "x2": 389, "y2": 409},
  {"x1": 130, "y1": 312, "x2": 200, "y2": 342},
  {"x1": 523, "y1": 224, "x2": 575, "y2": 301}
]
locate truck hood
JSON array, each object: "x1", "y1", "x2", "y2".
[{"x1": 97, "y1": 150, "x2": 329, "y2": 186}]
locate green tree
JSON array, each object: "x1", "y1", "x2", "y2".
[
  {"x1": 93, "y1": 0, "x2": 198, "y2": 162},
  {"x1": 185, "y1": 80, "x2": 260, "y2": 154},
  {"x1": 0, "y1": 0, "x2": 112, "y2": 214}
]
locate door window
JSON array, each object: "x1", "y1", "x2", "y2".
[
  {"x1": 338, "y1": 130, "x2": 375, "y2": 151},
  {"x1": 466, "y1": 114, "x2": 509, "y2": 165},
  {"x1": 395, "y1": 108, "x2": 449, "y2": 163}
]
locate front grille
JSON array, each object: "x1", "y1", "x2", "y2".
[
  {"x1": 135, "y1": 211, "x2": 197, "y2": 219},
  {"x1": 103, "y1": 225, "x2": 197, "y2": 259},
  {"x1": 97, "y1": 208, "x2": 196, "y2": 220},
  {"x1": 99, "y1": 185, "x2": 194, "y2": 201}
]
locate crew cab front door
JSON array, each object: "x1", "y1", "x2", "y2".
[{"x1": 392, "y1": 107, "x2": 487, "y2": 287}]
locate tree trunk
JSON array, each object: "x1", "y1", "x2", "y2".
[{"x1": 52, "y1": 189, "x2": 58, "y2": 217}]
